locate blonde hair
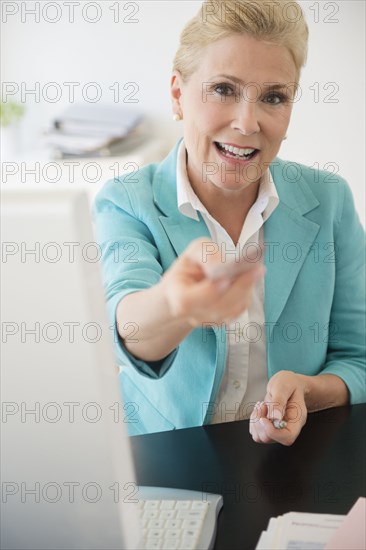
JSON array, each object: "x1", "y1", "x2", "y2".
[{"x1": 173, "y1": 0, "x2": 308, "y2": 84}]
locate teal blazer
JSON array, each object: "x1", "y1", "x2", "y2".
[{"x1": 93, "y1": 139, "x2": 366, "y2": 435}]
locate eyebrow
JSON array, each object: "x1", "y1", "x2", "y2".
[{"x1": 210, "y1": 74, "x2": 289, "y2": 89}]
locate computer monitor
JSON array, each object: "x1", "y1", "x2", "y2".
[{"x1": 1, "y1": 188, "x2": 140, "y2": 549}]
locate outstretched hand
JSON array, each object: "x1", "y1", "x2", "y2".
[{"x1": 161, "y1": 237, "x2": 265, "y2": 327}]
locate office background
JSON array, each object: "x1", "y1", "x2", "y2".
[{"x1": 1, "y1": 0, "x2": 365, "y2": 225}]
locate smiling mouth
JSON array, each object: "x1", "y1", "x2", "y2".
[{"x1": 214, "y1": 141, "x2": 259, "y2": 160}]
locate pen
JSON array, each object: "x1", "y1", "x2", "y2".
[{"x1": 272, "y1": 419, "x2": 287, "y2": 429}]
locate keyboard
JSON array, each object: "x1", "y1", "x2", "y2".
[{"x1": 137, "y1": 487, "x2": 223, "y2": 550}]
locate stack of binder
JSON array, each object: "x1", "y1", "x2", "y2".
[{"x1": 44, "y1": 104, "x2": 146, "y2": 159}]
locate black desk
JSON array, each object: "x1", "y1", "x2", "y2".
[{"x1": 131, "y1": 404, "x2": 366, "y2": 550}]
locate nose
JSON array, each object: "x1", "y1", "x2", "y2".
[{"x1": 231, "y1": 100, "x2": 260, "y2": 136}]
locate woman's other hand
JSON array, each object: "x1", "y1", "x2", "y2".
[{"x1": 249, "y1": 371, "x2": 308, "y2": 446}]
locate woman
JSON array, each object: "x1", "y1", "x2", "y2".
[{"x1": 93, "y1": 0, "x2": 365, "y2": 444}]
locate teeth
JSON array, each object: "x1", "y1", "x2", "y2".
[{"x1": 217, "y1": 142, "x2": 256, "y2": 157}]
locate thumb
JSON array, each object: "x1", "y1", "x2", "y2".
[
  {"x1": 264, "y1": 390, "x2": 291, "y2": 422},
  {"x1": 184, "y1": 237, "x2": 218, "y2": 265}
]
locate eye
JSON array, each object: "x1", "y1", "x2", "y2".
[
  {"x1": 212, "y1": 83, "x2": 236, "y2": 97},
  {"x1": 263, "y1": 92, "x2": 288, "y2": 105}
]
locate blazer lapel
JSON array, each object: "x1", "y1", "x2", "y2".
[
  {"x1": 264, "y1": 162, "x2": 321, "y2": 337},
  {"x1": 158, "y1": 214, "x2": 211, "y2": 257},
  {"x1": 152, "y1": 139, "x2": 211, "y2": 256}
]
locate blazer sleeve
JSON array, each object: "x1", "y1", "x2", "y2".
[
  {"x1": 92, "y1": 176, "x2": 178, "y2": 379},
  {"x1": 321, "y1": 179, "x2": 366, "y2": 403}
]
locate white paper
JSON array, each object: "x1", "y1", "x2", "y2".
[{"x1": 256, "y1": 512, "x2": 345, "y2": 550}]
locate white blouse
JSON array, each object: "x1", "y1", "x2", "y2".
[{"x1": 176, "y1": 140, "x2": 279, "y2": 422}]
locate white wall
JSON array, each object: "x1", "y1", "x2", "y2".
[{"x1": 1, "y1": 0, "x2": 364, "y2": 224}]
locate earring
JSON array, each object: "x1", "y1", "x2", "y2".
[
  {"x1": 283, "y1": 135, "x2": 288, "y2": 140},
  {"x1": 173, "y1": 113, "x2": 182, "y2": 122}
]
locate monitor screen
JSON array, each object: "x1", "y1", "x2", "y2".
[{"x1": 1, "y1": 188, "x2": 140, "y2": 549}]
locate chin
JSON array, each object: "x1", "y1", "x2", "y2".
[{"x1": 214, "y1": 178, "x2": 254, "y2": 192}]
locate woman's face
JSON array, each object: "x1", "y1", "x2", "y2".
[{"x1": 171, "y1": 33, "x2": 298, "y2": 194}]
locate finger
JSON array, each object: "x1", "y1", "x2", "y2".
[
  {"x1": 250, "y1": 402, "x2": 274, "y2": 444},
  {"x1": 174, "y1": 270, "x2": 257, "y2": 323},
  {"x1": 249, "y1": 401, "x2": 262, "y2": 435},
  {"x1": 249, "y1": 401, "x2": 261, "y2": 441},
  {"x1": 286, "y1": 400, "x2": 307, "y2": 427},
  {"x1": 210, "y1": 267, "x2": 264, "y2": 319},
  {"x1": 264, "y1": 384, "x2": 292, "y2": 423},
  {"x1": 259, "y1": 413, "x2": 304, "y2": 446},
  {"x1": 266, "y1": 392, "x2": 306, "y2": 434},
  {"x1": 250, "y1": 400, "x2": 267, "y2": 423},
  {"x1": 184, "y1": 237, "x2": 266, "y2": 285},
  {"x1": 183, "y1": 237, "x2": 220, "y2": 267},
  {"x1": 167, "y1": 275, "x2": 224, "y2": 318},
  {"x1": 250, "y1": 402, "x2": 293, "y2": 444},
  {"x1": 257, "y1": 418, "x2": 278, "y2": 443}
]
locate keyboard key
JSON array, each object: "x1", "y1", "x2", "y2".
[
  {"x1": 142, "y1": 510, "x2": 159, "y2": 520},
  {"x1": 182, "y1": 519, "x2": 202, "y2": 529},
  {"x1": 148, "y1": 519, "x2": 165, "y2": 529},
  {"x1": 144, "y1": 500, "x2": 160, "y2": 509},
  {"x1": 163, "y1": 539, "x2": 180, "y2": 549},
  {"x1": 179, "y1": 539, "x2": 197, "y2": 550},
  {"x1": 165, "y1": 529, "x2": 180, "y2": 539},
  {"x1": 146, "y1": 538, "x2": 163, "y2": 549},
  {"x1": 175, "y1": 500, "x2": 191, "y2": 509},
  {"x1": 164, "y1": 519, "x2": 182, "y2": 529},
  {"x1": 191, "y1": 501, "x2": 209, "y2": 510},
  {"x1": 146, "y1": 528, "x2": 163, "y2": 539},
  {"x1": 160, "y1": 510, "x2": 176, "y2": 520},
  {"x1": 177, "y1": 510, "x2": 206, "y2": 520},
  {"x1": 160, "y1": 500, "x2": 176, "y2": 509},
  {"x1": 182, "y1": 529, "x2": 200, "y2": 539}
]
